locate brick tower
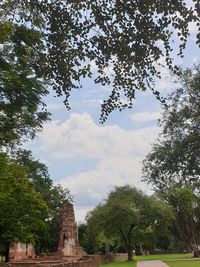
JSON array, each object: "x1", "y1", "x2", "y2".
[{"x1": 57, "y1": 201, "x2": 84, "y2": 257}]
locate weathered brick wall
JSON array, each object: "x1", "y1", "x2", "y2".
[
  {"x1": 57, "y1": 203, "x2": 85, "y2": 258},
  {"x1": 9, "y1": 242, "x2": 35, "y2": 262},
  {"x1": 5, "y1": 253, "x2": 127, "y2": 267}
]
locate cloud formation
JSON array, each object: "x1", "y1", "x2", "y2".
[{"x1": 39, "y1": 113, "x2": 160, "y2": 221}]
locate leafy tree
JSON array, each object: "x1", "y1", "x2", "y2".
[
  {"x1": 1, "y1": 0, "x2": 200, "y2": 121},
  {"x1": 12, "y1": 149, "x2": 72, "y2": 253},
  {"x1": 142, "y1": 69, "x2": 200, "y2": 256},
  {"x1": 161, "y1": 186, "x2": 200, "y2": 257},
  {"x1": 0, "y1": 153, "x2": 48, "y2": 261},
  {"x1": 86, "y1": 185, "x2": 173, "y2": 261},
  {"x1": 78, "y1": 223, "x2": 115, "y2": 255},
  {"x1": 0, "y1": 21, "x2": 50, "y2": 148},
  {"x1": 143, "y1": 196, "x2": 174, "y2": 253},
  {"x1": 78, "y1": 223, "x2": 94, "y2": 254},
  {"x1": 143, "y1": 67, "x2": 200, "y2": 192}
]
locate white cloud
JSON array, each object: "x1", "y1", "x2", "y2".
[
  {"x1": 39, "y1": 113, "x2": 159, "y2": 159},
  {"x1": 39, "y1": 113, "x2": 160, "y2": 221},
  {"x1": 131, "y1": 112, "x2": 160, "y2": 122}
]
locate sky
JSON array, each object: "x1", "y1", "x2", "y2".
[{"x1": 26, "y1": 18, "x2": 199, "y2": 223}]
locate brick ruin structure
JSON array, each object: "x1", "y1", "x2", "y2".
[
  {"x1": 9, "y1": 242, "x2": 35, "y2": 262},
  {"x1": 57, "y1": 201, "x2": 85, "y2": 258},
  {"x1": 7, "y1": 202, "x2": 127, "y2": 267},
  {"x1": 8, "y1": 201, "x2": 84, "y2": 262}
]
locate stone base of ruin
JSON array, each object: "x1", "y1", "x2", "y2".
[
  {"x1": 5, "y1": 253, "x2": 127, "y2": 267},
  {"x1": 6, "y1": 204, "x2": 127, "y2": 267}
]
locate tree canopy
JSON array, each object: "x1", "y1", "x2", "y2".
[
  {"x1": 86, "y1": 185, "x2": 173, "y2": 261},
  {"x1": 12, "y1": 149, "x2": 72, "y2": 253},
  {"x1": 0, "y1": 152, "x2": 48, "y2": 259},
  {"x1": 143, "y1": 67, "x2": 200, "y2": 192},
  {"x1": 163, "y1": 186, "x2": 200, "y2": 256},
  {"x1": 142, "y1": 68, "x2": 200, "y2": 256},
  {"x1": 0, "y1": 20, "x2": 50, "y2": 148},
  {"x1": 1, "y1": 0, "x2": 200, "y2": 121},
  {"x1": 0, "y1": 150, "x2": 72, "y2": 259},
  {"x1": 1, "y1": 2, "x2": 76, "y2": 257}
]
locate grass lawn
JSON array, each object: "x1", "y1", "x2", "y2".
[
  {"x1": 100, "y1": 259, "x2": 136, "y2": 267},
  {"x1": 134, "y1": 253, "x2": 193, "y2": 261},
  {"x1": 166, "y1": 260, "x2": 200, "y2": 267},
  {"x1": 99, "y1": 253, "x2": 196, "y2": 267}
]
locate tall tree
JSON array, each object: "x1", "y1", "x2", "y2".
[
  {"x1": 142, "y1": 68, "x2": 200, "y2": 256},
  {"x1": 1, "y1": 0, "x2": 199, "y2": 121},
  {"x1": 143, "y1": 67, "x2": 200, "y2": 192}
]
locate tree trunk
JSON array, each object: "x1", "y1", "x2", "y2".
[
  {"x1": 105, "y1": 244, "x2": 109, "y2": 255},
  {"x1": 5, "y1": 243, "x2": 10, "y2": 262},
  {"x1": 127, "y1": 246, "x2": 133, "y2": 261},
  {"x1": 193, "y1": 250, "x2": 200, "y2": 258},
  {"x1": 135, "y1": 243, "x2": 143, "y2": 256}
]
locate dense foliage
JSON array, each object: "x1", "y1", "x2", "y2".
[
  {"x1": 0, "y1": 150, "x2": 72, "y2": 259},
  {"x1": 164, "y1": 186, "x2": 200, "y2": 256},
  {"x1": 13, "y1": 149, "x2": 72, "y2": 253},
  {"x1": 143, "y1": 68, "x2": 200, "y2": 192},
  {"x1": 0, "y1": 21, "x2": 50, "y2": 147},
  {"x1": 1, "y1": 0, "x2": 200, "y2": 121},
  {"x1": 86, "y1": 185, "x2": 173, "y2": 261},
  {"x1": 0, "y1": 153, "x2": 48, "y2": 259},
  {"x1": 143, "y1": 68, "x2": 200, "y2": 256}
]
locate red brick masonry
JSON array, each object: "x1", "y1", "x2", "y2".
[
  {"x1": 9, "y1": 243, "x2": 35, "y2": 262},
  {"x1": 5, "y1": 253, "x2": 127, "y2": 267},
  {"x1": 7, "y1": 202, "x2": 127, "y2": 266}
]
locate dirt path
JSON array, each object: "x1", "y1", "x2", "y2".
[{"x1": 137, "y1": 260, "x2": 169, "y2": 267}]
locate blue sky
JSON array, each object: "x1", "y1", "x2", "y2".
[{"x1": 26, "y1": 17, "x2": 199, "y2": 222}]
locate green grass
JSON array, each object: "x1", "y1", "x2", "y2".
[
  {"x1": 134, "y1": 253, "x2": 193, "y2": 261},
  {"x1": 166, "y1": 260, "x2": 200, "y2": 267},
  {"x1": 99, "y1": 253, "x2": 195, "y2": 266},
  {"x1": 100, "y1": 259, "x2": 136, "y2": 267}
]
